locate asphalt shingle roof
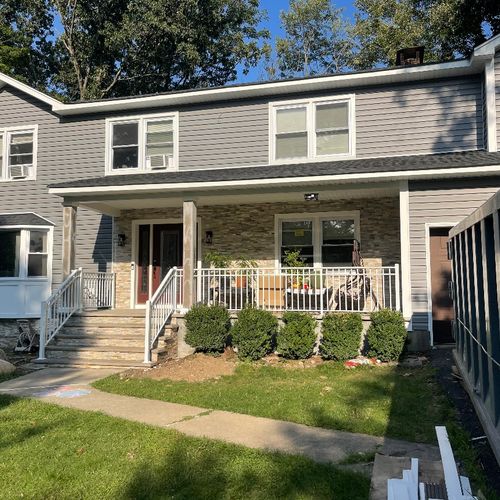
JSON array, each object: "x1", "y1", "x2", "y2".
[
  {"x1": 49, "y1": 150, "x2": 500, "y2": 190},
  {"x1": 0, "y1": 213, "x2": 54, "y2": 226}
]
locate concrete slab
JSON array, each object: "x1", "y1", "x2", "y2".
[
  {"x1": 0, "y1": 367, "x2": 120, "y2": 396},
  {"x1": 172, "y1": 409, "x2": 385, "y2": 462},
  {"x1": 41, "y1": 389, "x2": 208, "y2": 426}
]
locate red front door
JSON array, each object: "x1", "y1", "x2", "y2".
[{"x1": 136, "y1": 223, "x2": 183, "y2": 304}]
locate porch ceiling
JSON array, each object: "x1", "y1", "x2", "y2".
[{"x1": 63, "y1": 181, "x2": 400, "y2": 215}]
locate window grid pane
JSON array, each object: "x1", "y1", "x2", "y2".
[
  {"x1": 112, "y1": 122, "x2": 138, "y2": 147},
  {"x1": 0, "y1": 230, "x2": 21, "y2": 277},
  {"x1": 276, "y1": 107, "x2": 307, "y2": 133},
  {"x1": 9, "y1": 133, "x2": 34, "y2": 166},
  {"x1": 28, "y1": 230, "x2": 48, "y2": 277}
]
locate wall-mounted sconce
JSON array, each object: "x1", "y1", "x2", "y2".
[
  {"x1": 205, "y1": 231, "x2": 213, "y2": 245},
  {"x1": 117, "y1": 233, "x2": 127, "y2": 247},
  {"x1": 304, "y1": 193, "x2": 319, "y2": 201}
]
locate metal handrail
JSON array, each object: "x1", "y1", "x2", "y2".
[
  {"x1": 38, "y1": 268, "x2": 116, "y2": 360},
  {"x1": 144, "y1": 267, "x2": 182, "y2": 364},
  {"x1": 38, "y1": 268, "x2": 82, "y2": 359}
]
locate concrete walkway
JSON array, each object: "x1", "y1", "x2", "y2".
[{"x1": 0, "y1": 368, "x2": 440, "y2": 465}]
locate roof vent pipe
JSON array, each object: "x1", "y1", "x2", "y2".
[{"x1": 395, "y1": 46, "x2": 425, "y2": 66}]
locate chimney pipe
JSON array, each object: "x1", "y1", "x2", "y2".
[{"x1": 396, "y1": 47, "x2": 425, "y2": 66}]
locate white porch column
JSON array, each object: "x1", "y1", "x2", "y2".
[
  {"x1": 183, "y1": 200, "x2": 197, "y2": 308},
  {"x1": 62, "y1": 203, "x2": 78, "y2": 278},
  {"x1": 399, "y1": 180, "x2": 413, "y2": 329}
]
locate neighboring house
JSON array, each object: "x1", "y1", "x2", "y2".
[{"x1": 1, "y1": 34, "x2": 500, "y2": 362}]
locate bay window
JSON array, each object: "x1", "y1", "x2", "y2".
[
  {"x1": 277, "y1": 212, "x2": 359, "y2": 267},
  {"x1": 0, "y1": 228, "x2": 49, "y2": 278},
  {"x1": 271, "y1": 96, "x2": 354, "y2": 162},
  {"x1": 107, "y1": 114, "x2": 178, "y2": 173}
]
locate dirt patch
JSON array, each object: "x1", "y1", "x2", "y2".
[
  {"x1": 262, "y1": 354, "x2": 325, "y2": 369},
  {"x1": 124, "y1": 349, "x2": 238, "y2": 382}
]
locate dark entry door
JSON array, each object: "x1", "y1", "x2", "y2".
[
  {"x1": 429, "y1": 227, "x2": 454, "y2": 343},
  {"x1": 136, "y1": 223, "x2": 183, "y2": 305},
  {"x1": 152, "y1": 224, "x2": 183, "y2": 295}
]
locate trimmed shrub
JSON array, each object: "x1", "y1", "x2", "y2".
[
  {"x1": 277, "y1": 312, "x2": 317, "y2": 359},
  {"x1": 231, "y1": 307, "x2": 278, "y2": 360},
  {"x1": 366, "y1": 309, "x2": 407, "y2": 361},
  {"x1": 320, "y1": 313, "x2": 363, "y2": 361},
  {"x1": 184, "y1": 303, "x2": 231, "y2": 353}
]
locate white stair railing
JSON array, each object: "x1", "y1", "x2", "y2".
[
  {"x1": 38, "y1": 268, "x2": 116, "y2": 360},
  {"x1": 38, "y1": 268, "x2": 83, "y2": 360},
  {"x1": 144, "y1": 267, "x2": 181, "y2": 364}
]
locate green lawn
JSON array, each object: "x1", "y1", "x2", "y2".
[
  {"x1": 94, "y1": 363, "x2": 449, "y2": 444},
  {"x1": 0, "y1": 394, "x2": 369, "y2": 500}
]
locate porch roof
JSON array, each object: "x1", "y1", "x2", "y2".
[{"x1": 50, "y1": 150, "x2": 500, "y2": 195}]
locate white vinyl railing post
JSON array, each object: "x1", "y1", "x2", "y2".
[
  {"x1": 78, "y1": 267, "x2": 84, "y2": 312},
  {"x1": 111, "y1": 273, "x2": 116, "y2": 309},
  {"x1": 37, "y1": 302, "x2": 48, "y2": 360},
  {"x1": 144, "y1": 299, "x2": 152, "y2": 364},
  {"x1": 394, "y1": 263, "x2": 401, "y2": 312}
]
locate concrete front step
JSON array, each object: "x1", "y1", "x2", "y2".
[
  {"x1": 34, "y1": 357, "x2": 150, "y2": 368},
  {"x1": 53, "y1": 336, "x2": 144, "y2": 348},
  {"x1": 59, "y1": 326, "x2": 145, "y2": 336},
  {"x1": 66, "y1": 318, "x2": 146, "y2": 328},
  {"x1": 45, "y1": 345, "x2": 144, "y2": 362}
]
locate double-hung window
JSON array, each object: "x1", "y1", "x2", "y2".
[
  {"x1": 277, "y1": 212, "x2": 359, "y2": 267},
  {"x1": 107, "y1": 114, "x2": 178, "y2": 173},
  {"x1": 271, "y1": 96, "x2": 354, "y2": 162},
  {"x1": 0, "y1": 127, "x2": 37, "y2": 181}
]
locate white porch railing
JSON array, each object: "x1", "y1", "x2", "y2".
[
  {"x1": 144, "y1": 267, "x2": 183, "y2": 364},
  {"x1": 195, "y1": 265, "x2": 400, "y2": 313},
  {"x1": 38, "y1": 268, "x2": 116, "y2": 359},
  {"x1": 82, "y1": 271, "x2": 115, "y2": 309}
]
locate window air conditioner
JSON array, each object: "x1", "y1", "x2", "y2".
[
  {"x1": 146, "y1": 154, "x2": 173, "y2": 170},
  {"x1": 9, "y1": 165, "x2": 30, "y2": 179}
]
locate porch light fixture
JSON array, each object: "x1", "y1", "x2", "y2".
[
  {"x1": 117, "y1": 233, "x2": 127, "y2": 247},
  {"x1": 304, "y1": 193, "x2": 319, "y2": 201}
]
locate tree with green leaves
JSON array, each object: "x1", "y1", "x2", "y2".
[
  {"x1": 352, "y1": 0, "x2": 499, "y2": 69},
  {"x1": 1, "y1": 0, "x2": 269, "y2": 100},
  {"x1": 0, "y1": 1, "x2": 54, "y2": 89},
  {"x1": 273, "y1": 0, "x2": 353, "y2": 78}
]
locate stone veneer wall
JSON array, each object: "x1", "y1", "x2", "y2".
[
  {"x1": 113, "y1": 197, "x2": 400, "y2": 308},
  {"x1": 0, "y1": 319, "x2": 39, "y2": 351}
]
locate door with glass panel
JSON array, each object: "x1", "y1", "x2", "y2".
[{"x1": 136, "y1": 224, "x2": 183, "y2": 305}]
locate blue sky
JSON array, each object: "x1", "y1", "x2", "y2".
[{"x1": 240, "y1": 0, "x2": 356, "y2": 82}]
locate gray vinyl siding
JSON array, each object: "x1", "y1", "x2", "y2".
[
  {"x1": 496, "y1": 51, "x2": 500, "y2": 147},
  {"x1": 408, "y1": 178, "x2": 500, "y2": 332},
  {"x1": 0, "y1": 85, "x2": 111, "y2": 288},
  {"x1": 177, "y1": 76, "x2": 484, "y2": 169},
  {"x1": 179, "y1": 100, "x2": 269, "y2": 169},
  {"x1": 355, "y1": 77, "x2": 483, "y2": 158}
]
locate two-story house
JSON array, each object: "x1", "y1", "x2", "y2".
[{"x1": 1, "y1": 34, "x2": 500, "y2": 366}]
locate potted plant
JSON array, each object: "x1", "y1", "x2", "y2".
[{"x1": 283, "y1": 249, "x2": 306, "y2": 289}]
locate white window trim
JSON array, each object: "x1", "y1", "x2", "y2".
[
  {"x1": 269, "y1": 94, "x2": 356, "y2": 165},
  {"x1": 0, "y1": 225, "x2": 53, "y2": 282},
  {"x1": 274, "y1": 211, "x2": 360, "y2": 268},
  {"x1": 0, "y1": 124, "x2": 38, "y2": 182},
  {"x1": 105, "y1": 112, "x2": 179, "y2": 175}
]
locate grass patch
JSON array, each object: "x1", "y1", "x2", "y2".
[
  {"x1": 94, "y1": 363, "x2": 449, "y2": 443},
  {"x1": 0, "y1": 394, "x2": 369, "y2": 499},
  {"x1": 0, "y1": 369, "x2": 23, "y2": 384}
]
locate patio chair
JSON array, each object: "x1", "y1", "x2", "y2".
[
  {"x1": 333, "y1": 241, "x2": 379, "y2": 312},
  {"x1": 15, "y1": 320, "x2": 39, "y2": 353}
]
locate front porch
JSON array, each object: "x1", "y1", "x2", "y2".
[{"x1": 41, "y1": 181, "x2": 409, "y2": 365}]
